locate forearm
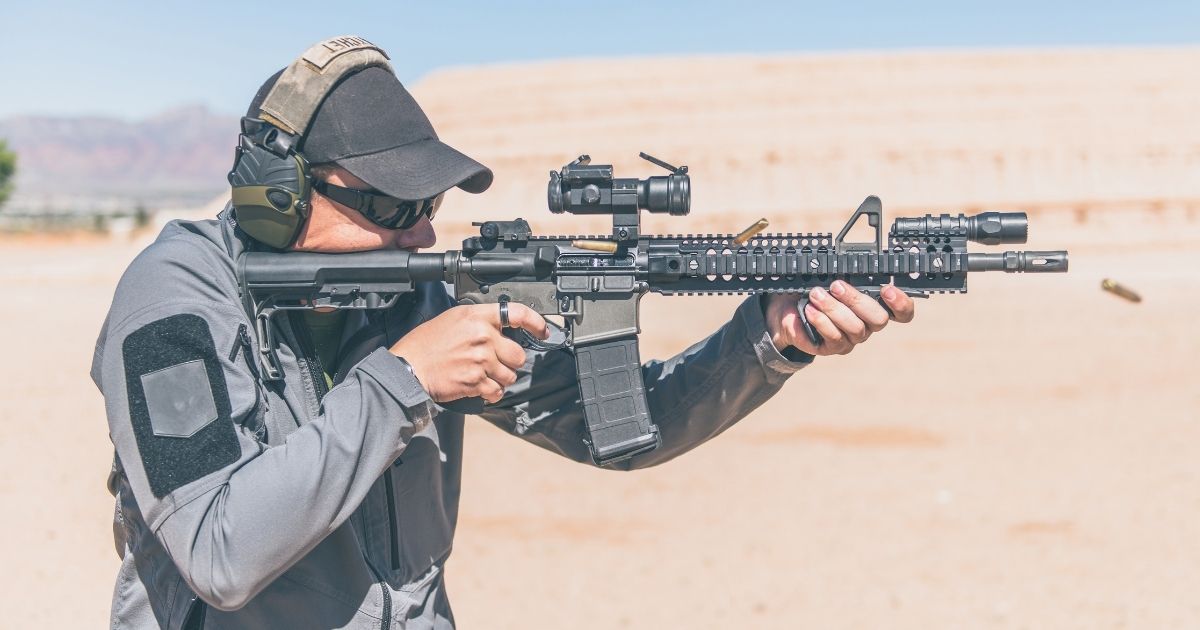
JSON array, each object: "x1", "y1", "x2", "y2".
[{"x1": 154, "y1": 348, "x2": 430, "y2": 610}]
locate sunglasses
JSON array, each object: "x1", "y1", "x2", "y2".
[{"x1": 313, "y1": 179, "x2": 443, "y2": 230}]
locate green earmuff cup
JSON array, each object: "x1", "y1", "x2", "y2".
[{"x1": 228, "y1": 138, "x2": 312, "y2": 249}]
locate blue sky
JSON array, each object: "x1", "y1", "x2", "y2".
[{"x1": 2, "y1": 0, "x2": 1196, "y2": 119}]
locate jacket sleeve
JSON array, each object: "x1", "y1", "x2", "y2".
[
  {"x1": 94, "y1": 238, "x2": 433, "y2": 611},
  {"x1": 478, "y1": 295, "x2": 812, "y2": 470}
]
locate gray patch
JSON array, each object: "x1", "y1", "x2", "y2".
[{"x1": 141, "y1": 360, "x2": 218, "y2": 438}]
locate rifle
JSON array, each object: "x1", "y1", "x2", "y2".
[{"x1": 238, "y1": 153, "x2": 1068, "y2": 465}]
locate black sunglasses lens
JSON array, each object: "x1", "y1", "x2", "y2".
[
  {"x1": 358, "y1": 197, "x2": 407, "y2": 229},
  {"x1": 319, "y1": 181, "x2": 435, "y2": 230},
  {"x1": 380, "y1": 200, "x2": 436, "y2": 230},
  {"x1": 389, "y1": 209, "x2": 418, "y2": 230},
  {"x1": 368, "y1": 202, "x2": 401, "y2": 227}
]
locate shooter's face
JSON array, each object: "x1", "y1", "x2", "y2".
[{"x1": 290, "y1": 166, "x2": 438, "y2": 253}]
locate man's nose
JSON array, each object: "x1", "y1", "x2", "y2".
[{"x1": 396, "y1": 215, "x2": 437, "y2": 250}]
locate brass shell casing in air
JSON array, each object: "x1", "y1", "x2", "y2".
[
  {"x1": 571, "y1": 239, "x2": 619, "y2": 253},
  {"x1": 732, "y1": 218, "x2": 770, "y2": 245},
  {"x1": 1101, "y1": 278, "x2": 1142, "y2": 303}
]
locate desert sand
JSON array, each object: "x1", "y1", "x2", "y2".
[{"x1": 2, "y1": 47, "x2": 1198, "y2": 628}]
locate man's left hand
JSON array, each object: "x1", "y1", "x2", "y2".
[{"x1": 765, "y1": 281, "x2": 916, "y2": 357}]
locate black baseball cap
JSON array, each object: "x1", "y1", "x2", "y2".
[{"x1": 248, "y1": 66, "x2": 493, "y2": 200}]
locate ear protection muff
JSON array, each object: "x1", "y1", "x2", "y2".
[
  {"x1": 229, "y1": 36, "x2": 391, "y2": 248},
  {"x1": 228, "y1": 119, "x2": 313, "y2": 248}
]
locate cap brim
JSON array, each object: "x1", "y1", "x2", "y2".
[{"x1": 334, "y1": 138, "x2": 493, "y2": 200}]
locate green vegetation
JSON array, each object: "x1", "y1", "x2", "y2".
[{"x1": 0, "y1": 140, "x2": 15, "y2": 210}]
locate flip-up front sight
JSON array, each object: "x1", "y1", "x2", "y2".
[{"x1": 548, "y1": 153, "x2": 690, "y2": 217}]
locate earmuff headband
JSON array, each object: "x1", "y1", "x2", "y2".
[{"x1": 257, "y1": 36, "x2": 392, "y2": 137}]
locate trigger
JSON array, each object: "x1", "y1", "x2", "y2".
[{"x1": 503, "y1": 319, "x2": 571, "y2": 352}]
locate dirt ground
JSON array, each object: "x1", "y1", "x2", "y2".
[{"x1": 2, "y1": 47, "x2": 1198, "y2": 628}]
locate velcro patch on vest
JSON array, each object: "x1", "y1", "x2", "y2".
[{"x1": 122, "y1": 314, "x2": 239, "y2": 498}]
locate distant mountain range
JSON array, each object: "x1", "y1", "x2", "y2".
[{"x1": 0, "y1": 105, "x2": 238, "y2": 212}]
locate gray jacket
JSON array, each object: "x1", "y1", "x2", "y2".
[{"x1": 91, "y1": 210, "x2": 811, "y2": 629}]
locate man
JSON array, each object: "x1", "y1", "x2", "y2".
[{"x1": 92, "y1": 37, "x2": 914, "y2": 629}]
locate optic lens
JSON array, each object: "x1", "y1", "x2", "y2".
[{"x1": 641, "y1": 173, "x2": 691, "y2": 216}]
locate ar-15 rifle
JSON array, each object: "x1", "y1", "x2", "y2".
[{"x1": 239, "y1": 153, "x2": 1068, "y2": 465}]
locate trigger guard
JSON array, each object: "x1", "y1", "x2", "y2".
[{"x1": 503, "y1": 320, "x2": 571, "y2": 352}]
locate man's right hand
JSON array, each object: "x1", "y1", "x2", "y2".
[{"x1": 389, "y1": 303, "x2": 549, "y2": 404}]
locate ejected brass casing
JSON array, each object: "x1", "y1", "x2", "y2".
[
  {"x1": 571, "y1": 239, "x2": 619, "y2": 253},
  {"x1": 1101, "y1": 278, "x2": 1142, "y2": 303},
  {"x1": 733, "y1": 218, "x2": 770, "y2": 245}
]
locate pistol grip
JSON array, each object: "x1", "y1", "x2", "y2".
[{"x1": 573, "y1": 336, "x2": 660, "y2": 465}]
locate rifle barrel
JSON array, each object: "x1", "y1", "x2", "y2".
[{"x1": 967, "y1": 251, "x2": 1068, "y2": 272}]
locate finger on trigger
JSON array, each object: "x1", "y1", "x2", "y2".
[{"x1": 504, "y1": 302, "x2": 550, "y2": 340}]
